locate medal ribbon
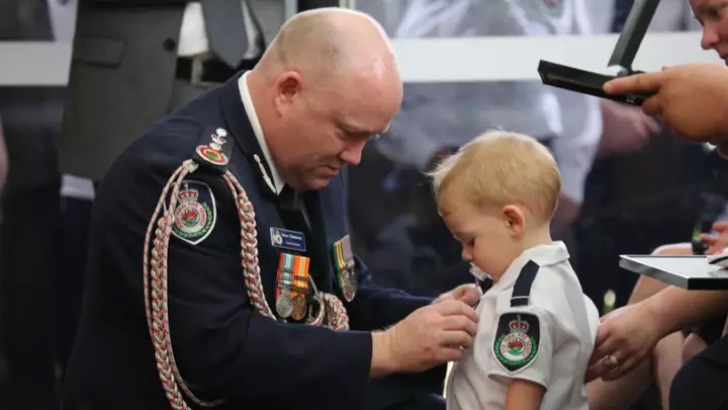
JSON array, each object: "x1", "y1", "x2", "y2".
[
  {"x1": 292, "y1": 255, "x2": 310, "y2": 297},
  {"x1": 275, "y1": 253, "x2": 294, "y2": 299},
  {"x1": 332, "y1": 241, "x2": 348, "y2": 287}
]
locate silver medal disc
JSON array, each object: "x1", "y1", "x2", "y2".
[
  {"x1": 276, "y1": 293, "x2": 293, "y2": 318},
  {"x1": 342, "y1": 281, "x2": 355, "y2": 302}
]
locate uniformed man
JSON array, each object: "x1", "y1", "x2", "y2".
[
  {"x1": 428, "y1": 131, "x2": 599, "y2": 410},
  {"x1": 61, "y1": 8, "x2": 481, "y2": 410}
]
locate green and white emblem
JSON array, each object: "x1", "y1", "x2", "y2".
[
  {"x1": 171, "y1": 180, "x2": 216, "y2": 245},
  {"x1": 493, "y1": 312, "x2": 540, "y2": 372}
]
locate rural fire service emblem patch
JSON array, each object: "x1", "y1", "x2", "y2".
[
  {"x1": 493, "y1": 312, "x2": 540, "y2": 372},
  {"x1": 171, "y1": 180, "x2": 216, "y2": 245}
]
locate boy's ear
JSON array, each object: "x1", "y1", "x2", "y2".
[{"x1": 502, "y1": 205, "x2": 525, "y2": 237}]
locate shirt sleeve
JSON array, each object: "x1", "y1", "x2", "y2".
[{"x1": 487, "y1": 305, "x2": 555, "y2": 388}]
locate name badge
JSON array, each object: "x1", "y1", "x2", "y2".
[{"x1": 270, "y1": 227, "x2": 306, "y2": 252}]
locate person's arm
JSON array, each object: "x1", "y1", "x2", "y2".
[
  {"x1": 646, "y1": 286, "x2": 728, "y2": 338},
  {"x1": 504, "y1": 379, "x2": 546, "y2": 410},
  {"x1": 589, "y1": 285, "x2": 728, "y2": 381},
  {"x1": 346, "y1": 255, "x2": 433, "y2": 330}
]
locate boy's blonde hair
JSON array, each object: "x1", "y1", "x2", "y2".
[{"x1": 430, "y1": 130, "x2": 561, "y2": 223}]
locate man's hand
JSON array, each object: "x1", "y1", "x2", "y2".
[
  {"x1": 598, "y1": 100, "x2": 660, "y2": 157},
  {"x1": 434, "y1": 284, "x2": 482, "y2": 307},
  {"x1": 701, "y1": 221, "x2": 728, "y2": 255},
  {"x1": 585, "y1": 302, "x2": 662, "y2": 382},
  {"x1": 603, "y1": 63, "x2": 728, "y2": 154},
  {"x1": 370, "y1": 300, "x2": 479, "y2": 377}
]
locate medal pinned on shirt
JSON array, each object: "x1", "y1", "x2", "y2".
[
  {"x1": 275, "y1": 253, "x2": 311, "y2": 320},
  {"x1": 332, "y1": 235, "x2": 357, "y2": 302}
]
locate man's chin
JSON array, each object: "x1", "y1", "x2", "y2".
[{"x1": 300, "y1": 177, "x2": 333, "y2": 191}]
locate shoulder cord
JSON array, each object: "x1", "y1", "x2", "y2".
[{"x1": 143, "y1": 159, "x2": 350, "y2": 410}]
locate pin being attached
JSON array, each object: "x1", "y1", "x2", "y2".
[{"x1": 469, "y1": 263, "x2": 490, "y2": 283}]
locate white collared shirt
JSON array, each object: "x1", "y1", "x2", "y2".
[
  {"x1": 238, "y1": 71, "x2": 284, "y2": 195},
  {"x1": 446, "y1": 242, "x2": 599, "y2": 410}
]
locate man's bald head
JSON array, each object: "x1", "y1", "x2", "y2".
[
  {"x1": 256, "y1": 8, "x2": 399, "y2": 86},
  {"x1": 247, "y1": 8, "x2": 403, "y2": 192}
]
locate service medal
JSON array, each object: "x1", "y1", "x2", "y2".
[
  {"x1": 276, "y1": 293, "x2": 293, "y2": 318},
  {"x1": 291, "y1": 294, "x2": 307, "y2": 321}
]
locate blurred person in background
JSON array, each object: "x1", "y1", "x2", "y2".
[{"x1": 59, "y1": 0, "x2": 276, "y2": 183}]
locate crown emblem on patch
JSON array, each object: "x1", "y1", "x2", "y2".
[
  {"x1": 178, "y1": 186, "x2": 199, "y2": 202},
  {"x1": 509, "y1": 317, "x2": 530, "y2": 333}
]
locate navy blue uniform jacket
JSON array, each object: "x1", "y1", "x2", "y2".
[{"x1": 61, "y1": 73, "x2": 432, "y2": 410}]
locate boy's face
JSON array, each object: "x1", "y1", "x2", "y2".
[{"x1": 440, "y1": 198, "x2": 523, "y2": 281}]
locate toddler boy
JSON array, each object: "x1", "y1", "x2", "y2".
[{"x1": 429, "y1": 131, "x2": 599, "y2": 410}]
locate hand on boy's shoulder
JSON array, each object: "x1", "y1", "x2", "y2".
[{"x1": 433, "y1": 284, "x2": 482, "y2": 308}]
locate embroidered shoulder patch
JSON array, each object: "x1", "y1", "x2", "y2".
[
  {"x1": 171, "y1": 180, "x2": 217, "y2": 245},
  {"x1": 493, "y1": 312, "x2": 540, "y2": 373}
]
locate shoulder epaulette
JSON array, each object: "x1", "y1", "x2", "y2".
[
  {"x1": 510, "y1": 260, "x2": 540, "y2": 307},
  {"x1": 193, "y1": 127, "x2": 234, "y2": 174}
]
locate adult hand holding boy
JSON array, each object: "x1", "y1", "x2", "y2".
[{"x1": 433, "y1": 284, "x2": 482, "y2": 307}]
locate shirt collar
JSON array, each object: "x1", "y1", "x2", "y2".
[
  {"x1": 238, "y1": 71, "x2": 285, "y2": 195},
  {"x1": 494, "y1": 241, "x2": 570, "y2": 288}
]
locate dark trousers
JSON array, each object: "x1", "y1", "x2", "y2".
[
  {"x1": 1, "y1": 179, "x2": 61, "y2": 410},
  {"x1": 670, "y1": 335, "x2": 728, "y2": 409}
]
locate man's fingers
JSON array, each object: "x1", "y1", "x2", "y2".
[
  {"x1": 437, "y1": 346, "x2": 466, "y2": 363},
  {"x1": 712, "y1": 221, "x2": 728, "y2": 232},
  {"x1": 603, "y1": 71, "x2": 664, "y2": 95},
  {"x1": 439, "y1": 330, "x2": 475, "y2": 350},
  {"x1": 641, "y1": 95, "x2": 661, "y2": 117},
  {"x1": 441, "y1": 315, "x2": 479, "y2": 336},
  {"x1": 435, "y1": 300, "x2": 479, "y2": 322}
]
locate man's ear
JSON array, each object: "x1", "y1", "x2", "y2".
[
  {"x1": 502, "y1": 204, "x2": 525, "y2": 238},
  {"x1": 273, "y1": 71, "x2": 303, "y2": 114}
]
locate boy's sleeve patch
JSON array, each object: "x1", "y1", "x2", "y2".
[{"x1": 492, "y1": 311, "x2": 541, "y2": 373}]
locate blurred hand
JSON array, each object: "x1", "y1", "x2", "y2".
[
  {"x1": 700, "y1": 221, "x2": 728, "y2": 255},
  {"x1": 598, "y1": 100, "x2": 661, "y2": 157},
  {"x1": 380, "y1": 300, "x2": 479, "y2": 373},
  {"x1": 585, "y1": 303, "x2": 662, "y2": 382},
  {"x1": 603, "y1": 63, "x2": 728, "y2": 151},
  {"x1": 434, "y1": 284, "x2": 482, "y2": 307}
]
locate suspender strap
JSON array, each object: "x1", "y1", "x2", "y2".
[{"x1": 510, "y1": 260, "x2": 540, "y2": 307}]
